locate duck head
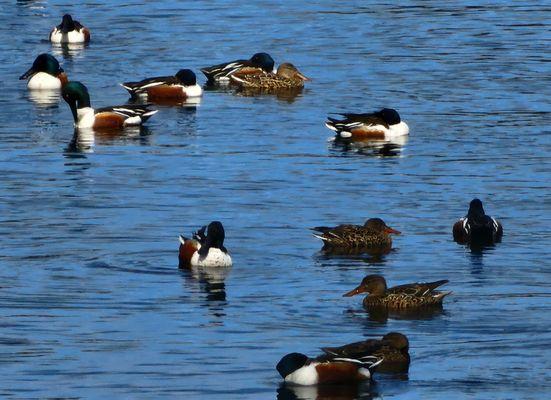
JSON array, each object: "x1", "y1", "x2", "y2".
[
  {"x1": 343, "y1": 274, "x2": 387, "y2": 297},
  {"x1": 20, "y1": 54, "x2": 63, "y2": 80},
  {"x1": 198, "y1": 221, "x2": 227, "y2": 257},
  {"x1": 62, "y1": 81, "x2": 91, "y2": 122},
  {"x1": 60, "y1": 14, "x2": 77, "y2": 33},
  {"x1": 250, "y1": 52, "x2": 275, "y2": 73},
  {"x1": 382, "y1": 332, "x2": 409, "y2": 351},
  {"x1": 364, "y1": 218, "x2": 401, "y2": 235},
  {"x1": 175, "y1": 69, "x2": 197, "y2": 86},
  {"x1": 378, "y1": 108, "x2": 401, "y2": 125},
  {"x1": 276, "y1": 353, "x2": 309, "y2": 379},
  {"x1": 277, "y1": 63, "x2": 310, "y2": 81}
]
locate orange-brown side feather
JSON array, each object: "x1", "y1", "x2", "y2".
[
  {"x1": 146, "y1": 85, "x2": 186, "y2": 100},
  {"x1": 93, "y1": 113, "x2": 126, "y2": 130},
  {"x1": 315, "y1": 362, "x2": 366, "y2": 384},
  {"x1": 82, "y1": 28, "x2": 91, "y2": 42},
  {"x1": 57, "y1": 72, "x2": 69, "y2": 87},
  {"x1": 350, "y1": 127, "x2": 386, "y2": 139},
  {"x1": 178, "y1": 239, "x2": 199, "y2": 269}
]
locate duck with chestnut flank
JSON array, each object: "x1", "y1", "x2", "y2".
[
  {"x1": 453, "y1": 198, "x2": 503, "y2": 246},
  {"x1": 201, "y1": 52, "x2": 275, "y2": 83},
  {"x1": 321, "y1": 332, "x2": 410, "y2": 374},
  {"x1": 121, "y1": 69, "x2": 202, "y2": 101},
  {"x1": 20, "y1": 54, "x2": 68, "y2": 90},
  {"x1": 230, "y1": 63, "x2": 310, "y2": 89},
  {"x1": 62, "y1": 82, "x2": 157, "y2": 129},
  {"x1": 178, "y1": 221, "x2": 232, "y2": 268},
  {"x1": 344, "y1": 275, "x2": 451, "y2": 309},
  {"x1": 326, "y1": 108, "x2": 409, "y2": 140},
  {"x1": 50, "y1": 14, "x2": 90, "y2": 44},
  {"x1": 276, "y1": 351, "x2": 383, "y2": 386},
  {"x1": 312, "y1": 218, "x2": 400, "y2": 252}
]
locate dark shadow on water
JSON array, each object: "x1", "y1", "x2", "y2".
[
  {"x1": 50, "y1": 42, "x2": 89, "y2": 60},
  {"x1": 64, "y1": 126, "x2": 153, "y2": 155},
  {"x1": 236, "y1": 86, "x2": 304, "y2": 103},
  {"x1": 314, "y1": 248, "x2": 397, "y2": 267},
  {"x1": 179, "y1": 265, "x2": 231, "y2": 309},
  {"x1": 345, "y1": 305, "x2": 447, "y2": 324},
  {"x1": 277, "y1": 381, "x2": 379, "y2": 400},
  {"x1": 329, "y1": 136, "x2": 408, "y2": 158}
]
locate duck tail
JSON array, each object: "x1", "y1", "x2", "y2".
[{"x1": 426, "y1": 279, "x2": 449, "y2": 291}]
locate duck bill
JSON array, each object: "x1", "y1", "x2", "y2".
[
  {"x1": 67, "y1": 101, "x2": 78, "y2": 123},
  {"x1": 296, "y1": 71, "x2": 311, "y2": 81},
  {"x1": 384, "y1": 226, "x2": 401, "y2": 235},
  {"x1": 343, "y1": 285, "x2": 367, "y2": 297},
  {"x1": 19, "y1": 67, "x2": 36, "y2": 80}
]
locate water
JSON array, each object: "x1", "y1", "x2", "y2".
[{"x1": 1, "y1": 1, "x2": 550, "y2": 398}]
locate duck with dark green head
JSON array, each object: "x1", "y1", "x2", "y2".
[
  {"x1": 20, "y1": 54, "x2": 68, "y2": 90},
  {"x1": 62, "y1": 81, "x2": 157, "y2": 129}
]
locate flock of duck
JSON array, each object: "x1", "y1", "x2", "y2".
[{"x1": 20, "y1": 14, "x2": 504, "y2": 389}]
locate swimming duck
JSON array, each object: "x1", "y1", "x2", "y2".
[
  {"x1": 178, "y1": 221, "x2": 232, "y2": 268},
  {"x1": 276, "y1": 351, "x2": 382, "y2": 386},
  {"x1": 311, "y1": 218, "x2": 400, "y2": 252},
  {"x1": 19, "y1": 54, "x2": 68, "y2": 90},
  {"x1": 50, "y1": 14, "x2": 90, "y2": 44},
  {"x1": 62, "y1": 81, "x2": 157, "y2": 129},
  {"x1": 325, "y1": 108, "x2": 409, "y2": 139},
  {"x1": 343, "y1": 275, "x2": 451, "y2": 309},
  {"x1": 201, "y1": 52, "x2": 275, "y2": 83},
  {"x1": 120, "y1": 69, "x2": 202, "y2": 101},
  {"x1": 321, "y1": 332, "x2": 410, "y2": 374},
  {"x1": 453, "y1": 198, "x2": 503, "y2": 246},
  {"x1": 230, "y1": 63, "x2": 310, "y2": 89}
]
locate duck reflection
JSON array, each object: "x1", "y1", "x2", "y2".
[
  {"x1": 277, "y1": 382, "x2": 379, "y2": 400},
  {"x1": 127, "y1": 94, "x2": 202, "y2": 108},
  {"x1": 330, "y1": 135, "x2": 408, "y2": 157},
  {"x1": 347, "y1": 304, "x2": 446, "y2": 324},
  {"x1": 26, "y1": 90, "x2": 61, "y2": 107},
  {"x1": 65, "y1": 126, "x2": 152, "y2": 154},
  {"x1": 51, "y1": 42, "x2": 88, "y2": 60},
  {"x1": 236, "y1": 86, "x2": 304, "y2": 103},
  {"x1": 314, "y1": 251, "x2": 389, "y2": 267},
  {"x1": 181, "y1": 265, "x2": 231, "y2": 303},
  {"x1": 65, "y1": 128, "x2": 94, "y2": 154}
]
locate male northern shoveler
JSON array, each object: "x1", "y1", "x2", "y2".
[
  {"x1": 62, "y1": 81, "x2": 157, "y2": 129},
  {"x1": 325, "y1": 108, "x2": 409, "y2": 140},
  {"x1": 178, "y1": 221, "x2": 232, "y2": 268},
  {"x1": 50, "y1": 14, "x2": 90, "y2": 44},
  {"x1": 20, "y1": 54, "x2": 68, "y2": 90},
  {"x1": 230, "y1": 62, "x2": 310, "y2": 89},
  {"x1": 343, "y1": 275, "x2": 451, "y2": 309},
  {"x1": 321, "y1": 332, "x2": 410, "y2": 374},
  {"x1": 311, "y1": 218, "x2": 400, "y2": 253},
  {"x1": 120, "y1": 69, "x2": 202, "y2": 101},
  {"x1": 276, "y1": 351, "x2": 382, "y2": 386},
  {"x1": 201, "y1": 52, "x2": 275, "y2": 83},
  {"x1": 453, "y1": 198, "x2": 503, "y2": 246}
]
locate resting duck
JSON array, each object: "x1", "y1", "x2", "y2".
[
  {"x1": 178, "y1": 221, "x2": 232, "y2": 268},
  {"x1": 325, "y1": 108, "x2": 409, "y2": 140},
  {"x1": 120, "y1": 69, "x2": 202, "y2": 101},
  {"x1": 230, "y1": 63, "x2": 310, "y2": 89},
  {"x1": 50, "y1": 14, "x2": 90, "y2": 44},
  {"x1": 19, "y1": 54, "x2": 68, "y2": 90},
  {"x1": 343, "y1": 275, "x2": 451, "y2": 309},
  {"x1": 276, "y1": 351, "x2": 382, "y2": 386},
  {"x1": 453, "y1": 199, "x2": 503, "y2": 246},
  {"x1": 62, "y1": 81, "x2": 157, "y2": 129},
  {"x1": 312, "y1": 218, "x2": 400, "y2": 252},
  {"x1": 321, "y1": 332, "x2": 410, "y2": 374},
  {"x1": 201, "y1": 52, "x2": 275, "y2": 83}
]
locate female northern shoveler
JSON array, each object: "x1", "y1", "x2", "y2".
[
  {"x1": 19, "y1": 54, "x2": 68, "y2": 90},
  {"x1": 276, "y1": 351, "x2": 383, "y2": 385},
  {"x1": 453, "y1": 198, "x2": 503, "y2": 246},
  {"x1": 178, "y1": 221, "x2": 232, "y2": 268},
  {"x1": 230, "y1": 62, "x2": 310, "y2": 89},
  {"x1": 343, "y1": 275, "x2": 451, "y2": 309},
  {"x1": 120, "y1": 69, "x2": 202, "y2": 101},
  {"x1": 325, "y1": 108, "x2": 409, "y2": 140},
  {"x1": 311, "y1": 218, "x2": 400, "y2": 253},
  {"x1": 50, "y1": 14, "x2": 90, "y2": 44},
  {"x1": 62, "y1": 81, "x2": 157, "y2": 129},
  {"x1": 201, "y1": 52, "x2": 275, "y2": 83},
  {"x1": 321, "y1": 332, "x2": 410, "y2": 374}
]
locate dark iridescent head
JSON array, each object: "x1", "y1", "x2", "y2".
[
  {"x1": 468, "y1": 198, "x2": 485, "y2": 217},
  {"x1": 276, "y1": 352, "x2": 308, "y2": 378},
  {"x1": 364, "y1": 218, "x2": 401, "y2": 235},
  {"x1": 175, "y1": 69, "x2": 197, "y2": 86},
  {"x1": 20, "y1": 53, "x2": 63, "y2": 80},
  {"x1": 382, "y1": 332, "x2": 409, "y2": 351},
  {"x1": 62, "y1": 81, "x2": 91, "y2": 122},
  {"x1": 378, "y1": 108, "x2": 401, "y2": 125},
  {"x1": 198, "y1": 221, "x2": 227, "y2": 256},
  {"x1": 250, "y1": 52, "x2": 275, "y2": 72},
  {"x1": 60, "y1": 14, "x2": 76, "y2": 32}
]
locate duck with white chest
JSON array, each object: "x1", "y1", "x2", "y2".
[{"x1": 178, "y1": 221, "x2": 232, "y2": 268}]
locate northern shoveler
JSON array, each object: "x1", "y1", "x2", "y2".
[
  {"x1": 276, "y1": 351, "x2": 383, "y2": 386},
  {"x1": 201, "y1": 52, "x2": 275, "y2": 83},
  {"x1": 321, "y1": 332, "x2": 410, "y2": 374},
  {"x1": 50, "y1": 14, "x2": 90, "y2": 44},
  {"x1": 343, "y1": 275, "x2": 451, "y2": 309},
  {"x1": 312, "y1": 218, "x2": 400, "y2": 253},
  {"x1": 62, "y1": 81, "x2": 157, "y2": 129},
  {"x1": 120, "y1": 69, "x2": 202, "y2": 101},
  {"x1": 453, "y1": 198, "x2": 503, "y2": 246},
  {"x1": 325, "y1": 108, "x2": 409, "y2": 139},
  {"x1": 20, "y1": 54, "x2": 68, "y2": 90},
  {"x1": 230, "y1": 62, "x2": 310, "y2": 89},
  {"x1": 178, "y1": 221, "x2": 232, "y2": 268}
]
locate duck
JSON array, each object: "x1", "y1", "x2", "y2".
[
  {"x1": 230, "y1": 63, "x2": 310, "y2": 89},
  {"x1": 50, "y1": 14, "x2": 90, "y2": 44},
  {"x1": 311, "y1": 218, "x2": 400, "y2": 252},
  {"x1": 120, "y1": 69, "x2": 202, "y2": 101},
  {"x1": 325, "y1": 108, "x2": 409, "y2": 140},
  {"x1": 321, "y1": 332, "x2": 410, "y2": 374},
  {"x1": 61, "y1": 81, "x2": 157, "y2": 129},
  {"x1": 276, "y1": 351, "x2": 382, "y2": 386},
  {"x1": 201, "y1": 52, "x2": 275, "y2": 83},
  {"x1": 343, "y1": 275, "x2": 451, "y2": 309},
  {"x1": 453, "y1": 198, "x2": 503, "y2": 246},
  {"x1": 19, "y1": 54, "x2": 68, "y2": 90},
  {"x1": 178, "y1": 221, "x2": 232, "y2": 268}
]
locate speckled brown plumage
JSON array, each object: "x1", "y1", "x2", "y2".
[{"x1": 231, "y1": 62, "x2": 309, "y2": 89}]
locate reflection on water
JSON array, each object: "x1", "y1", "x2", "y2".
[
  {"x1": 329, "y1": 135, "x2": 408, "y2": 157},
  {"x1": 26, "y1": 89, "x2": 61, "y2": 107},
  {"x1": 185, "y1": 265, "x2": 231, "y2": 302},
  {"x1": 50, "y1": 42, "x2": 88, "y2": 60},
  {"x1": 277, "y1": 382, "x2": 378, "y2": 400}
]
